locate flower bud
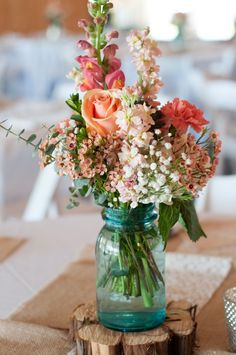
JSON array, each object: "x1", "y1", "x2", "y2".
[
  {"x1": 104, "y1": 2, "x2": 113, "y2": 11},
  {"x1": 106, "y1": 31, "x2": 119, "y2": 41},
  {"x1": 94, "y1": 16, "x2": 106, "y2": 25},
  {"x1": 78, "y1": 19, "x2": 90, "y2": 30}
]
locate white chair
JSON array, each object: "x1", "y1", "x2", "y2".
[
  {"x1": 22, "y1": 165, "x2": 60, "y2": 221},
  {"x1": 196, "y1": 175, "x2": 236, "y2": 216},
  {"x1": 0, "y1": 100, "x2": 69, "y2": 221},
  {"x1": 202, "y1": 79, "x2": 236, "y2": 174}
]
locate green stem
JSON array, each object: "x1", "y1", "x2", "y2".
[
  {"x1": 96, "y1": 24, "x2": 102, "y2": 65},
  {"x1": 0, "y1": 123, "x2": 40, "y2": 150},
  {"x1": 0, "y1": 123, "x2": 55, "y2": 162}
]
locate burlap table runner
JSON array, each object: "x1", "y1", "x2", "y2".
[
  {"x1": 9, "y1": 260, "x2": 96, "y2": 330},
  {"x1": 173, "y1": 218, "x2": 236, "y2": 352},
  {"x1": 0, "y1": 319, "x2": 73, "y2": 355},
  {"x1": 0, "y1": 237, "x2": 25, "y2": 262}
]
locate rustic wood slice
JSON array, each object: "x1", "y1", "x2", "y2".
[
  {"x1": 70, "y1": 302, "x2": 97, "y2": 340},
  {"x1": 123, "y1": 327, "x2": 169, "y2": 355},
  {"x1": 71, "y1": 301, "x2": 197, "y2": 355},
  {"x1": 166, "y1": 301, "x2": 197, "y2": 355},
  {"x1": 78, "y1": 324, "x2": 122, "y2": 355}
]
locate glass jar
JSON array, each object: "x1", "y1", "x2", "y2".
[{"x1": 96, "y1": 203, "x2": 166, "y2": 332}]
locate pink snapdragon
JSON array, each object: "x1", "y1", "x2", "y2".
[
  {"x1": 77, "y1": 40, "x2": 96, "y2": 57},
  {"x1": 75, "y1": 56, "x2": 104, "y2": 91},
  {"x1": 105, "y1": 70, "x2": 125, "y2": 89}
]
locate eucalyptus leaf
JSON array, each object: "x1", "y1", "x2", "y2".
[
  {"x1": 94, "y1": 192, "x2": 107, "y2": 206},
  {"x1": 180, "y1": 200, "x2": 207, "y2": 242},
  {"x1": 79, "y1": 185, "x2": 92, "y2": 198},
  {"x1": 6, "y1": 125, "x2": 13, "y2": 137},
  {"x1": 19, "y1": 129, "x2": 25, "y2": 136},
  {"x1": 34, "y1": 138, "x2": 42, "y2": 151},
  {"x1": 27, "y1": 134, "x2": 37, "y2": 144},
  {"x1": 74, "y1": 178, "x2": 90, "y2": 189},
  {"x1": 45, "y1": 144, "x2": 56, "y2": 155}
]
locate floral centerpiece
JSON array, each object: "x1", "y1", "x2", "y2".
[{"x1": 0, "y1": 0, "x2": 221, "y2": 332}]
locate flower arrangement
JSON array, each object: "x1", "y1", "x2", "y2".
[
  {"x1": 0, "y1": 0, "x2": 221, "y2": 241},
  {"x1": 0, "y1": 0, "x2": 221, "y2": 323},
  {"x1": 38, "y1": 0, "x2": 220, "y2": 243}
]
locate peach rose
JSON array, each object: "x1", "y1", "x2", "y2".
[{"x1": 81, "y1": 89, "x2": 121, "y2": 136}]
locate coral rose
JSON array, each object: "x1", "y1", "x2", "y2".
[{"x1": 82, "y1": 89, "x2": 121, "y2": 136}]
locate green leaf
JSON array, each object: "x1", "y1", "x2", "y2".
[
  {"x1": 74, "y1": 178, "x2": 90, "y2": 189},
  {"x1": 27, "y1": 134, "x2": 37, "y2": 144},
  {"x1": 71, "y1": 114, "x2": 85, "y2": 125},
  {"x1": 65, "y1": 93, "x2": 82, "y2": 113},
  {"x1": 158, "y1": 201, "x2": 180, "y2": 245},
  {"x1": 34, "y1": 138, "x2": 42, "y2": 151},
  {"x1": 45, "y1": 144, "x2": 56, "y2": 155},
  {"x1": 207, "y1": 141, "x2": 215, "y2": 163},
  {"x1": 48, "y1": 125, "x2": 55, "y2": 131},
  {"x1": 79, "y1": 185, "x2": 92, "y2": 198},
  {"x1": 180, "y1": 200, "x2": 207, "y2": 242},
  {"x1": 51, "y1": 131, "x2": 60, "y2": 139},
  {"x1": 94, "y1": 191, "x2": 107, "y2": 206},
  {"x1": 19, "y1": 129, "x2": 25, "y2": 136},
  {"x1": 6, "y1": 125, "x2": 13, "y2": 137}
]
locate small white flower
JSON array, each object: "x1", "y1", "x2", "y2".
[
  {"x1": 131, "y1": 147, "x2": 139, "y2": 157},
  {"x1": 131, "y1": 201, "x2": 138, "y2": 209},
  {"x1": 168, "y1": 133, "x2": 172, "y2": 137},
  {"x1": 69, "y1": 120, "x2": 76, "y2": 127},
  {"x1": 133, "y1": 116, "x2": 142, "y2": 125},
  {"x1": 186, "y1": 159, "x2": 192, "y2": 166},
  {"x1": 164, "y1": 143, "x2": 172, "y2": 150},
  {"x1": 155, "y1": 129, "x2": 161, "y2": 135},
  {"x1": 159, "y1": 194, "x2": 173, "y2": 204},
  {"x1": 156, "y1": 174, "x2": 166, "y2": 186},
  {"x1": 163, "y1": 159, "x2": 170, "y2": 166},
  {"x1": 170, "y1": 173, "x2": 179, "y2": 182},
  {"x1": 124, "y1": 165, "x2": 133, "y2": 178},
  {"x1": 142, "y1": 132, "x2": 147, "y2": 140},
  {"x1": 150, "y1": 163, "x2": 157, "y2": 171},
  {"x1": 137, "y1": 171, "x2": 143, "y2": 177},
  {"x1": 150, "y1": 181, "x2": 161, "y2": 191},
  {"x1": 155, "y1": 151, "x2": 161, "y2": 158},
  {"x1": 181, "y1": 153, "x2": 187, "y2": 160}
]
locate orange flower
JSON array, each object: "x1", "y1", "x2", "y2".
[
  {"x1": 81, "y1": 89, "x2": 121, "y2": 136},
  {"x1": 161, "y1": 98, "x2": 209, "y2": 134}
]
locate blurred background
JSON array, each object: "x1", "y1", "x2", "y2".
[{"x1": 0, "y1": 0, "x2": 236, "y2": 221}]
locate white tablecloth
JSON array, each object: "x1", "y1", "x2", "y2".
[{"x1": 0, "y1": 214, "x2": 102, "y2": 318}]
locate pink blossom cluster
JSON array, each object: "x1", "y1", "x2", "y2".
[
  {"x1": 127, "y1": 28, "x2": 163, "y2": 106},
  {"x1": 40, "y1": 118, "x2": 123, "y2": 185}
]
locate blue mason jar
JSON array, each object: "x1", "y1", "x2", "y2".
[{"x1": 96, "y1": 203, "x2": 166, "y2": 332}]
